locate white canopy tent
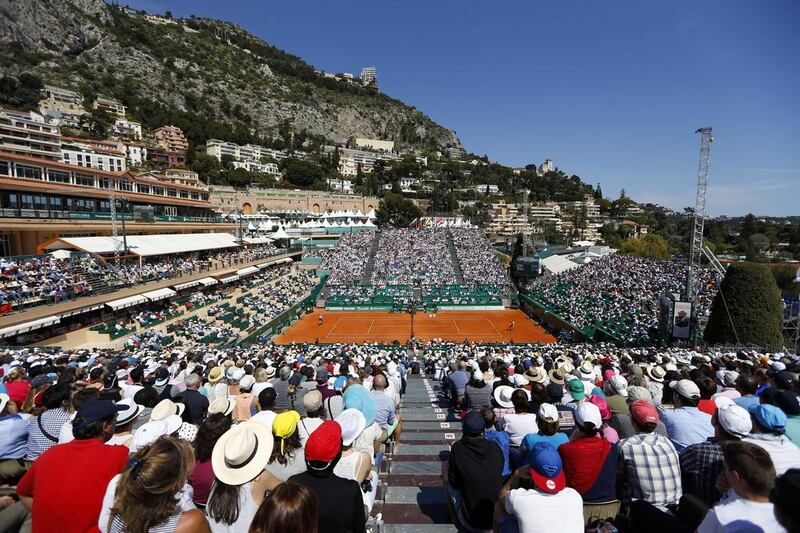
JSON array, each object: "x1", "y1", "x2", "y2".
[
  {"x1": 143, "y1": 288, "x2": 177, "y2": 301},
  {"x1": 173, "y1": 280, "x2": 201, "y2": 291},
  {"x1": 106, "y1": 294, "x2": 148, "y2": 311},
  {"x1": 0, "y1": 315, "x2": 61, "y2": 339},
  {"x1": 198, "y1": 277, "x2": 219, "y2": 286},
  {"x1": 236, "y1": 266, "x2": 260, "y2": 276},
  {"x1": 43, "y1": 233, "x2": 241, "y2": 258},
  {"x1": 540, "y1": 255, "x2": 580, "y2": 275}
]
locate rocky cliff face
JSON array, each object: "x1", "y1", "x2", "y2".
[{"x1": 0, "y1": 0, "x2": 461, "y2": 152}]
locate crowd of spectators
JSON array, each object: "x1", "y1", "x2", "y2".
[
  {"x1": 371, "y1": 229, "x2": 456, "y2": 287},
  {"x1": 245, "y1": 270, "x2": 317, "y2": 327},
  {"x1": 319, "y1": 232, "x2": 375, "y2": 287},
  {"x1": 0, "y1": 340, "x2": 798, "y2": 531},
  {"x1": 527, "y1": 254, "x2": 719, "y2": 344},
  {"x1": 0, "y1": 243, "x2": 285, "y2": 315},
  {"x1": 450, "y1": 227, "x2": 510, "y2": 288}
]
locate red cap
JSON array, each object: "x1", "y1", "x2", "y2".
[
  {"x1": 630, "y1": 400, "x2": 659, "y2": 425},
  {"x1": 326, "y1": 363, "x2": 334, "y2": 373},
  {"x1": 305, "y1": 420, "x2": 342, "y2": 463}
]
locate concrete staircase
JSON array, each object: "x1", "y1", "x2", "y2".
[
  {"x1": 376, "y1": 375, "x2": 457, "y2": 532},
  {"x1": 363, "y1": 233, "x2": 382, "y2": 283},
  {"x1": 445, "y1": 233, "x2": 465, "y2": 284}
]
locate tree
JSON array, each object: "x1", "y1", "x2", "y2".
[
  {"x1": 0, "y1": 73, "x2": 43, "y2": 110},
  {"x1": 747, "y1": 233, "x2": 770, "y2": 258},
  {"x1": 376, "y1": 193, "x2": 422, "y2": 228},
  {"x1": 619, "y1": 188, "x2": 627, "y2": 199},
  {"x1": 83, "y1": 108, "x2": 114, "y2": 137},
  {"x1": 704, "y1": 262, "x2": 784, "y2": 349},
  {"x1": 594, "y1": 183, "x2": 603, "y2": 200},
  {"x1": 281, "y1": 158, "x2": 323, "y2": 188},
  {"x1": 618, "y1": 234, "x2": 670, "y2": 259}
]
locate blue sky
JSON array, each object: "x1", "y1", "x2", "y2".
[{"x1": 122, "y1": 0, "x2": 799, "y2": 216}]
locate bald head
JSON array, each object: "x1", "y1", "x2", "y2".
[{"x1": 373, "y1": 373, "x2": 387, "y2": 390}]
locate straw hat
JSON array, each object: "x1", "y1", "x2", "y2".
[
  {"x1": 646, "y1": 366, "x2": 666, "y2": 383},
  {"x1": 150, "y1": 399, "x2": 185, "y2": 421},
  {"x1": 524, "y1": 367, "x2": 547, "y2": 384},
  {"x1": 548, "y1": 368, "x2": 567, "y2": 385},
  {"x1": 208, "y1": 397, "x2": 235, "y2": 417},
  {"x1": 212, "y1": 422, "x2": 273, "y2": 486},
  {"x1": 208, "y1": 367, "x2": 224, "y2": 383},
  {"x1": 493, "y1": 385, "x2": 516, "y2": 408}
]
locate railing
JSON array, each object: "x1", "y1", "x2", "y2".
[{"x1": 0, "y1": 208, "x2": 227, "y2": 223}]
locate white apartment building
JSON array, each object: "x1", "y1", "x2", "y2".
[
  {"x1": 206, "y1": 139, "x2": 305, "y2": 164},
  {"x1": 446, "y1": 147, "x2": 465, "y2": 160},
  {"x1": 323, "y1": 145, "x2": 401, "y2": 176},
  {"x1": 327, "y1": 178, "x2": 354, "y2": 194},
  {"x1": 0, "y1": 108, "x2": 62, "y2": 161},
  {"x1": 538, "y1": 158, "x2": 554, "y2": 175},
  {"x1": 61, "y1": 139, "x2": 126, "y2": 172},
  {"x1": 400, "y1": 177, "x2": 419, "y2": 192},
  {"x1": 113, "y1": 118, "x2": 142, "y2": 140},
  {"x1": 38, "y1": 85, "x2": 86, "y2": 128},
  {"x1": 93, "y1": 97, "x2": 127, "y2": 117},
  {"x1": 232, "y1": 160, "x2": 281, "y2": 176},
  {"x1": 559, "y1": 198, "x2": 600, "y2": 219},
  {"x1": 473, "y1": 184, "x2": 499, "y2": 195},
  {"x1": 487, "y1": 201, "x2": 530, "y2": 237},
  {"x1": 528, "y1": 203, "x2": 561, "y2": 219},
  {"x1": 122, "y1": 142, "x2": 148, "y2": 167},
  {"x1": 360, "y1": 67, "x2": 377, "y2": 86}
]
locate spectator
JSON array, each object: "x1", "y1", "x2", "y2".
[
  {"x1": 697, "y1": 441, "x2": 783, "y2": 532},
  {"x1": 206, "y1": 422, "x2": 274, "y2": 532},
  {"x1": 189, "y1": 413, "x2": 232, "y2": 508},
  {"x1": 558, "y1": 402, "x2": 619, "y2": 504},
  {"x1": 232, "y1": 375, "x2": 255, "y2": 422},
  {"x1": 371, "y1": 374, "x2": 399, "y2": 443},
  {"x1": 760, "y1": 387, "x2": 800, "y2": 447},
  {"x1": 99, "y1": 437, "x2": 208, "y2": 532},
  {"x1": 772, "y1": 469, "x2": 800, "y2": 532},
  {"x1": 445, "y1": 410, "x2": 504, "y2": 531},
  {"x1": 16, "y1": 399, "x2": 128, "y2": 531},
  {"x1": 733, "y1": 374, "x2": 760, "y2": 411},
  {"x1": 499, "y1": 389, "x2": 539, "y2": 467},
  {"x1": 249, "y1": 481, "x2": 318, "y2": 533},
  {"x1": 619, "y1": 400, "x2": 683, "y2": 509},
  {"x1": 251, "y1": 388, "x2": 278, "y2": 429},
  {"x1": 521, "y1": 403, "x2": 569, "y2": 463},
  {"x1": 481, "y1": 406, "x2": 511, "y2": 478},
  {"x1": 680, "y1": 400, "x2": 752, "y2": 506},
  {"x1": 333, "y1": 409, "x2": 376, "y2": 514},
  {"x1": 25, "y1": 383, "x2": 73, "y2": 461},
  {"x1": 179, "y1": 373, "x2": 210, "y2": 425},
  {"x1": 496, "y1": 443, "x2": 584, "y2": 533},
  {"x1": 4, "y1": 368, "x2": 30, "y2": 406},
  {"x1": 106, "y1": 398, "x2": 143, "y2": 448},
  {"x1": 289, "y1": 420, "x2": 367, "y2": 533},
  {"x1": 264, "y1": 411, "x2": 306, "y2": 483},
  {"x1": 744, "y1": 403, "x2": 800, "y2": 476},
  {"x1": 696, "y1": 377, "x2": 718, "y2": 416},
  {"x1": 0, "y1": 393, "x2": 28, "y2": 484},
  {"x1": 465, "y1": 370, "x2": 492, "y2": 409},
  {"x1": 298, "y1": 391, "x2": 325, "y2": 445},
  {"x1": 660, "y1": 379, "x2": 714, "y2": 452},
  {"x1": 604, "y1": 375, "x2": 630, "y2": 415}
]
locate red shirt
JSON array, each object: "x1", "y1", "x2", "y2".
[
  {"x1": 558, "y1": 435, "x2": 612, "y2": 494},
  {"x1": 697, "y1": 399, "x2": 716, "y2": 416},
  {"x1": 17, "y1": 438, "x2": 128, "y2": 533},
  {"x1": 188, "y1": 460, "x2": 215, "y2": 505}
]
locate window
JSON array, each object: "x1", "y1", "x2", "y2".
[
  {"x1": 201, "y1": 194, "x2": 209, "y2": 201},
  {"x1": 76, "y1": 199, "x2": 95, "y2": 212},
  {"x1": 119, "y1": 179, "x2": 133, "y2": 192},
  {"x1": 100, "y1": 178, "x2": 115, "y2": 189},
  {"x1": 49, "y1": 197, "x2": 63, "y2": 211},
  {"x1": 34, "y1": 196, "x2": 47, "y2": 210},
  {"x1": 16, "y1": 165, "x2": 41, "y2": 180},
  {"x1": 191, "y1": 192, "x2": 199, "y2": 200},
  {"x1": 0, "y1": 161, "x2": 11, "y2": 176},
  {"x1": 152, "y1": 186, "x2": 164, "y2": 196},
  {"x1": 136, "y1": 184, "x2": 150, "y2": 194},
  {"x1": 63, "y1": 153, "x2": 71, "y2": 163},
  {"x1": 164, "y1": 206, "x2": 177, "y2": 216},
  {"x1": 167, "y1": 189, "x2": 177, "y2": 197},
  {"x1": 74, "y1": 174, "x2": 94, "y2": 187},
  {"x1": 48, "y1": 170, "x2": 71, "y2": 183},
  {"x1": 98, "y1": 200, "x2": 110, "y2": 212},
  {"x1": 20, "y1": 195, "x2": 34, "y2": 209},
  {"x1": 76, "y1": 154, "x2": 83, "y2": 163},
  {"x1": 180, "y1": 190, "x2": 189, "y2": 199}
]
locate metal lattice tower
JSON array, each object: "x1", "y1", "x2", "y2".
[
  {"x1": 108, "y1": 187, "x2": 122, "y2": 259},
  {"x1": 686, "y1": 127, "x2": 713, "y2": 302}
]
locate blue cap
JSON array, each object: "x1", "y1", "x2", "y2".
[
  {"x1": 529, "y1": 442, "x2": 566, "y2": 493},
  {"x1": 343, "y1": 384, "x2": 377, "y2": 426},
  {"x1": 74, "y1": 399, "x2": 125, "y2": 429},
  {"x1": 749, "y1": 403, "x2": 787, "y2": 433},
  {"x1": 463, "y1": 410, "x2": 485, "y2": 437}
]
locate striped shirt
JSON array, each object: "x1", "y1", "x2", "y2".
[
  {"x1": 619, "y1": 432, "x2": 683, "y2": 508},
  {"x1": 25, "y1": 408, "x2": 72, "y2": 461}
]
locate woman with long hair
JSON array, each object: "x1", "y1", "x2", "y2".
[
  {"x1": 263, "y1": 411, "x2": 306, "y2": 482},
  {"x1": 248, "y1": 482, "x2": 317, "y2": 533},
  {"x1": 100, "y1": 437, "x2": 209, "y2": 532},
  {"x1": 190, "y1": 413, "x2": 232, "y2": 508}
]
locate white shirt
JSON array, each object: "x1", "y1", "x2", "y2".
[
  {"x1": 500, "y1": 413, "x2": 539, "y2": 447},
  {"x1": 57, "y1": 412, "x2": 77, "y2": 444},
  {"x1": 297, "y1": 417, "x2": 325, "y2": 446},
  {"x1": 505, "y1": 487, "x2": 584, "y2": 533},
  {"x1": 98, "y1": 473, "x2": 195, "y2": 533},
  {"x1": 743, "y1": 434, "x2": 800, "y2": 476},
  {"x1": 122, "y1": 384, "x2": 144, "y2": 400},
  {"x1": 250, "y1": 410, "x2": 277, "y2": 430},
  {"x1": 698, "y1": 490, "x2": 786, "y2": 533}
]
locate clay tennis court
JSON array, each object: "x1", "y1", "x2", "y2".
[{"x1": 273, "y1": 308, "x2": 556, "y2": 344}]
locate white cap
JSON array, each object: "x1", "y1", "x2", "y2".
[
  {"x1": 335, "y1": 408, "x2": 367, "y2": 446},
  {"x1": 716, "y1": 403, "x2": 752, "y2": 438},
  {"x1": 575, "y1": 402, "x2": 602, "y2": 429},
  {"x1": 240, "y1": 375, "x2": 256, "y2": 390},
  {"x1": 609, "y1": 375, "x2": 628, "y2": 397},
  {"x1": 669, "y1": 379, "x2": 701, "y2": 400},
  {"x1": 537, "y1": 402, "x2": 559, "y2": 423}
]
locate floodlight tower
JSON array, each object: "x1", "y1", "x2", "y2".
[{"x1": 685, "y1": 127, "x2": 713, "y2": 302}]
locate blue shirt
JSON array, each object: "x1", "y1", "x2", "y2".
[
  {"x1": 447, "y1": 371, "x2": 470, "y2": 396},
  {"x1": 371, "y1": 391, "x2": 395, "y2": 430},
  {"x1": 0, "y1": 414, "x2": 29, "y2": 459},
  {"x1": 660, "y1": 406, "x2": 714, "y2": 452},
  {"x1": 520, "y1": 432, "x2": 569, "y2": 464},
  {"x1": 485, "y1": 430, "x2": 511, "y2": 476},
  {"x1": 733, "y1": 395, "x2": 760, "y2": 411}
]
